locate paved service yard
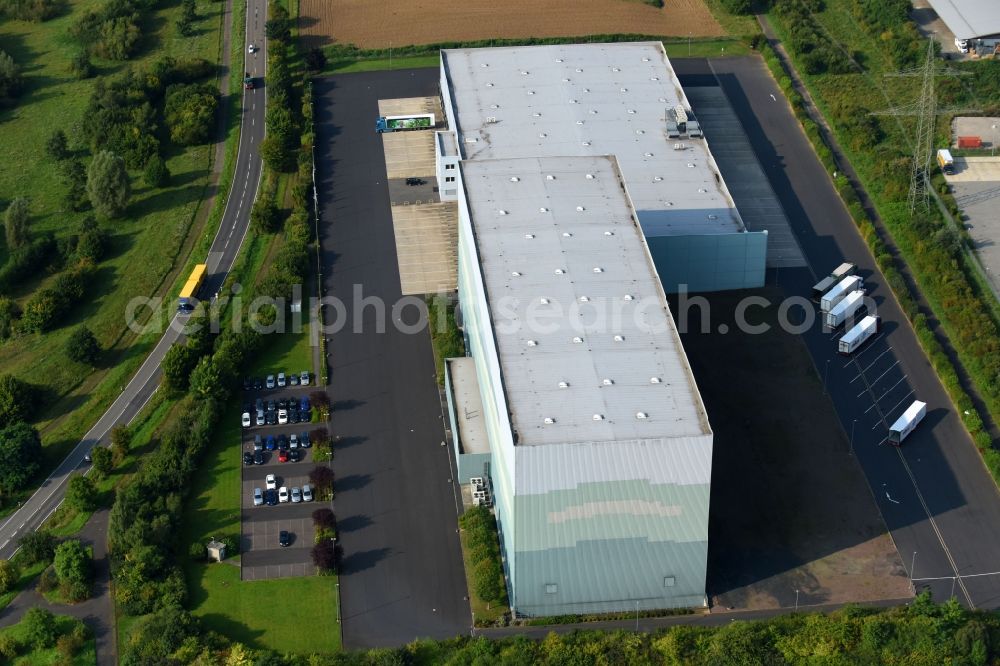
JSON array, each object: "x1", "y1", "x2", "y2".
[
  {"x1": 240, "y1": 378, "x2": 331, "y2": 581},
  {"x1": 945, "y1": 157, "x2": 1000, "y2": 295}
]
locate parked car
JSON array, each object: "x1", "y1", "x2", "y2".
[
  {"x1": 302, "y1": 484, "x2": 313, "y2": 502},
  {"x1": 300, "y1": 432, "x2": 311, "y2": 448},
  {"x1": 253, "y1": 377, "x2": 263, "y2": 390},
  {"x1": 241, "y1": 411, "x2": 251, "y2": 428},
  {"x1": 278, "y1": 449, "x2": 289, "y2": 463},
  {"x1": 277, "y1": 372, "x2": 287, "y2": 387},
  {"x1": 278, "y1": 486, "x2": 289, "y2": 503},
  {"x1": 267, "y1": 399, "x2": 276, "y2": 412},
  {"x1": 289, "y1": 449, "x2": 302, "y2": 463},
  {"x1": 253, "y1": 488, "x2": 263, "y2": 506},
  {"x1": 277, "y1": 434, "x2": 288, "y2": 449},
  {"x1": 289, "y1": 373, "x2": 299, "y2": 386},
  {"x1": 253, "y1": 435, "x2": 263, "y2": 451},
  {"x1": 264, "y1": 489, "x2": 278, "y2": 506},
  {"x1": 253, "y1": 450, "x2": 265, "y2": 465},
  {"x1": 278, "y1": 409, "x2": 288, "y2": 425},
  {"x1": 289, "y1": 434, "x2": 299, "y2": 449},
  {"x1": 256, "y1": 410, "x2": 265, "y2": 426},
  {"x1": 265, "y1": 411, "x2": 278, "y2": 425},
  {"x1": 255, "y1": 398, "x2": 264, "y2": 411},
  {"x1": 288, "y1": 409, "x2": 300, "y2": 424},
  {"x1": 265, "y1": 473, "x2": 276, "y2": 490},
  {"x1": 266, "y1": 374, "x2": 276, "y2": 389},
  {"x1": 265, "y1": 435, "x2": 277, "y2": 451},
  {"x1": 243, "y1": 452, "x2": 254, "y2": 465},
  {"x1": 300, "y1": 371, "x2": 310, "y2": 386},
  {"x1": 290, "y1": 487, "x2": 302, "y2": 503},
  {"x1": 279, "y1": 530, "x2": 291, "y2": 547},
  {"x1": 300, "y1": 396, "x2": 311, "y2": 413},
  {"x1": 243, "y1": 377, "x2": 252, "y2": 391}
]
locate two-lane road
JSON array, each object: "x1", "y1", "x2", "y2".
[{"x1": 0, "y1": 0, "x2": 268, "y2": 560}]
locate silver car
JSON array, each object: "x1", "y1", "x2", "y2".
[
  {"x1": 277, "y1": 372, "x2": 287, "y2": 387},
  {"x1": 302, "y1": 484, "x2": 313, "y2": 502},
  {"x1": 266, "y1": 374, "x2": 276, "y2": 389},
  {"x1": 300, "y1": 371, "x2": 310, "y2": 386},
  {"x1": 253, "y1": 488, "x2": 263, "y2": 506},
  {"x1": 290, "y1": 487, "x2": 302, "y2": 503}
]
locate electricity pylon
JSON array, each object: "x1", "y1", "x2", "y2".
[{"x1": 873, "y1": 37, "x2": 978, "y2": 212}]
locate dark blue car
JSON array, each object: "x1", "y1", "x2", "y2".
[
  {"x1": 300, "y1": 396, "x2": 310, "y2": 413},
  {"x1": 265, "y1": 435, "x2": 276, "y2": 451}
]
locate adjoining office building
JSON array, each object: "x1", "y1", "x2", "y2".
[
  {"x1": 438, "y1": 42, "x2": 768, "y2": 293},
  {"x1": 448, "y1": 153, "x2": 713, "y2": 616}
]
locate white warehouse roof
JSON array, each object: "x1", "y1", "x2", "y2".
[
  {"x1": 442, "y1": 42, "x2": 746, "y2": 237},
  {"x1": 926, "y1": 0, "x2": 1000, "y2": 40},
  {"x1": 460, "y1": 155, "x2": 711, "y2": 446}
]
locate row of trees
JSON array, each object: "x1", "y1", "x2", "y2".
[
  {"x1": 772, "y1": 0, "x2": 857, "y2": 75},
  {"x1": 118, "y1": 592, "x2": 999, "y2": 664},
  {"x1": 0, "y1": 49, "x2": 23, "y2": 106}
]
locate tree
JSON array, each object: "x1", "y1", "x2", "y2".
[
  {"x1": 0, "y1": 422, "x2": 41, "y2": 495},
  {"x1": 0, "y1": 559, "x2": 18, "y2": 594},
  {"x1": 86, "y1": 150, "x2": 131, "y2": 218},
  {"x1": 143, "y1": 155, "x2": 170, "y2": 188},
  {"x1": 0, "y1": 374, "x2": 32, "y2": 428},
  {"x1": 76, "y1": 227, "x2": 107, "y2": 262},
  {"x1": 4, "y1": 197, "x2": 30, "y2": 250},
  {"x1": 54, "y1": 539, "x2": 91, "y2": 587},
  {"x1": 0, "y1": 50, "x2": 23, "y2": 104},
  {"x1": 176, "y1": 0, "x2": 196, "y2": 35},
  {"x1": 311, "y1": 540, "x2": 336, "y2": 571},
  {"x1": 65, "y1": 326, "x2": 101, "y2": 365},
  {"x1": 110, "y1": 424, "x2": 131, "y2": 465},
  {"x1": 90, "y1": 446, "x2": 113, "y2": 476},
  {"x1": 304, "y1": 47, "x2": 326, "y2": 72},
  {"x1": 160, "y1": 343, "x2": 197, "y2": 395},
  {"x1": 22, "y1": 607, "x2": 57, "y2": 649},
  {"x1": 18, "y1": 530, "x2": 55, "y2": 564},
  {"x1": 473, "y1": 557, "x2": 505, "y2": 603},
  {"x1": 189, "y1": 356, "x2": 226, "y2": 402},
  {"x1": 164, "y1": 83, "x2": 218, "y2": 145},
  {"x1": 250, "y1": 198, "x2": 281, "y2": 233},
  {"x1": 65, "y1": 474, "x2": 98, "y2": 512},
  {"x1": 61, "y1": 159, "x2": 89, "y2": 212},
  {"x1": 309, "y1": 465, "x2": 334, "y2": 495},
  {"x1": 312, "y1": 508, "x2": 335, "y2": 530},
  {"x1": 259, "y1": 134, "x2": 295, "y2": 173},
  {"x1": 46, "y1": 130, "x2": 69, "y2": 161}
]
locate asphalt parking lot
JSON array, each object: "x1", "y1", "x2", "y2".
[{"x1": 240, "y1": 373, "x2": 331, "y2": 581}]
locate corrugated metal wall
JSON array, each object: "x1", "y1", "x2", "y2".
[{"x1": 647, "y1": 231, "x2": 768, "y2": 293}]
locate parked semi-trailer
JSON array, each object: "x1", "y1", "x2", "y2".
[
  {"x1": 839, "y1": 315, "x2": 880, "y2": 355},
  {"x1": 825, "y1": 290, "x2": 865, "y2": 328},
  {"x1": 888, "y1": 400, "x2": 927, "y2": 445},
  {"x1": 812, "y1": 262, "x2": 856, "y2": 300},
  {"x1": 821, "y1": 275, "x2": 863, "y2": 312},
  {"x1": 375, "y1": 113, "x2": 435, "y2": 133}
]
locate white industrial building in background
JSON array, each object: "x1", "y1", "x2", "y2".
[
  {"x1": 924, "y1": 0, "x2": 1000, "y2": 52},
  {"x1": 446, "y1": 152, "x2": 713, "y2": 616},
  {"x1": 437, "y1": 42, "x2": 768, "y2": 294}
]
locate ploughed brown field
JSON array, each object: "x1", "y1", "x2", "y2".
[{"x1": 300, "y1": 0, "x2": 725, "y2": 49}]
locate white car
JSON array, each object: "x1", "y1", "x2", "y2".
[
  {"x1": 255, "y1": 410, "x2": 265, "y2": 426},
  {"x1": 300, "y1": 371, "x2": 310, "y2": 386},
  {"x1": 302, "y1": 484, "x2": 313, "y2": 502},
  {"x1": 277, "y1": 372, "x2": 287, "y2": 387},
  {"x1": 253, "y1": 488, "x2": 263, "y2": 506},
  {"x1": 290, "y1": 487, "x2": 302, "y2": 503},
  {"x1": 265, "y1": 473, "x2": 276, "y2": 490},
  {"x1": 241, "y1": 411, "x2": 251, "y2": 428},
  {"x1": 278, "y1": 408, "x2": 288, "y2": 425},
  {"x1": 289, "y1": 434, "x2": 299, "y2": 449},
  {"x1": 278, "y1": 486, "x2": 289, "y2": 503},
  {"x1": 266, "y1": 374, "x2": 276, "y2": 389},
  {"x1": 248, "y1": 43, "x2": 257, "y2": 53}
]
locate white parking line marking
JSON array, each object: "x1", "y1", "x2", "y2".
[{"x1": 868, "y1": 360, "x2": 900, "y2": 387}]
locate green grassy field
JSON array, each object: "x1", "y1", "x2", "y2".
[
  {"x1": 0, "y1": 0, "x2": 230, "y2": 478},
  {"x1": 0, "y1": 613, "x2": 95, "y2": 665}
]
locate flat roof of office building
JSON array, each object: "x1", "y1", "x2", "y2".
[
  {"x1": 460, "y1": 155, "x2": 711, "y2": 446},
  {"x1": 442, "y1": 41, "x2": 746, "y2": 236}
]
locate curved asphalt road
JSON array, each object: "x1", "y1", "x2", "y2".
[{"x1": 0, "y1": 0, "x2": 268, "y2": 561}]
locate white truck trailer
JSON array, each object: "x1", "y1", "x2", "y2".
[
  {"x1": 821, "y1": 275, "x2": 863, "y2": 312},
  {"x1": 888, "y1": 400, "x2": 927, "y2": 445},
  {"x1": 825, "y1": 290, "x2": 865, "y2": 328},
  {"x1": 838, "y1": 315, "x2": 880, "y2": 355},
  {"x1": 831, "y1": 262, "x2": 856, "y2": 280}
]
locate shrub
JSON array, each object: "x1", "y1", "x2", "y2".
[
  {"x1": 4, "y1": 197, "x2": 30, "y2": 250},
  {"x1": 188, "y1": 541, "x2": 205, "y2": 561},
  {"x1": 0, "y1": 50, "x2": 23, "y2": 104},
  {"x1": 164, "y1": 83, "x2": 218, "y2": 145},
  {"x1": 143, "y1": 155, "x2": 170, "y2": 188},
  {"x1": 111, "y1": 424, "x2": 131, "y2": 465},
  {"x1": 0, "y1": 297, "x2": 19, "y2": 339},
  {"x1": 36, "y1": 566, "x2": 57, "y2": 593},
  {"x1": 65, "y1": 474, "x2": 99, "y2": 512},
  {"x1": 22, "y1": 607, "x2": 58, "y2": 649},
  {"x1": 0, "y1": 634, "x2": 19, "y2": 659},
  {"x1": 87, "y1": 149, "x2": 131, "y2": 218},
  {"x1": 18, "y1": 530, "x2": 55, "y2": 564},
  {"x1": 46, "y1": 129, "x2": 69, "y2": 161},
  {"x1": 0, "y1": 558, "x2": 19, "y2": 593},
  {"x1": 91, "y1": 446, "x2": 113, "y2": 476},
  {"x1": 69, "y1": 50, "x2": 94, "y2": 79},
  {"x1": 56, "y1": 632, "x2": 84, "y2": 660},
  {"x1": 0, "y1": 421, "x2": 42, "y2": 492},
  {"x1": 250, "y1": 197, "x2": 281, "y2": 234},
  {"x1": 20, "y1": 262, "x2": 94, "y2": 333}
]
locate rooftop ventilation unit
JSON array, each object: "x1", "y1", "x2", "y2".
[{"x1": 486, "y1": 116, "x2": 497, "y2": 123}]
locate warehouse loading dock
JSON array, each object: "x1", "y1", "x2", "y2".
[{"x1": 378, "y1": 95, "x2": 459, "y2": 294}]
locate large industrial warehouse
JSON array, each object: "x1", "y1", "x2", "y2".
[
  {"x1": 433, "y1": 41, "x2": 731, "y2": 617},
  {"x1": 437, "y1": 42, "x2": 768, "y2": 294}
]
